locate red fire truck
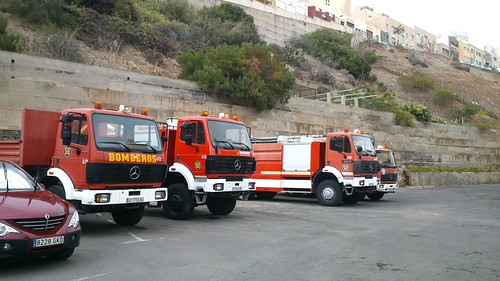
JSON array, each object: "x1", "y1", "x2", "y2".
[
  {"x1": 366, "y1": 145, "x2": 399, "y2": 200},
  {"x1": 155, "y1": 111, "x2": 256, "y2": 220},
  {"x1": 251, "y1": 130, "x2": 381, "y2": 206},
  {"x1": 0, "y1": 104, "x2": 168, "y2": 226}
]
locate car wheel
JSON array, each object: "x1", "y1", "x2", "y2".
[
  {"x1": 111, "y1": 206, "x2": 145, "y2": 226},
  {"x1": 49, "y1": 247, "x2": 75, "y2": 260},
  {"x1": 162, "y1": 183, "x2": 195, "y2": 220},
  {"x1": 316, "y1": 180, "x2": 342, "y2": 206},
  {"x1": 206, "y1": 196, "x2": 237, "y2": 216}
]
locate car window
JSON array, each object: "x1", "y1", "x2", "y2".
[{"x1": 0, "y1": 162, "x2": 36, "y2": 191}]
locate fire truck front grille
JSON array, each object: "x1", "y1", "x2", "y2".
[
  {"x1": 353, "y1": 161, "x2": 380, "y2": 175},
  {"x1": 14, "y1": 215, "x2": 65, "y2": 231},
  {"x1": 206, "y1": 156, "x2": 256, "y2": 175},
  {"x1": 86, "y1": 163, "x2": 167, "y2": 184},
  {"x1": 381, "y1": 173, "x2": 398, "y2": 182}
]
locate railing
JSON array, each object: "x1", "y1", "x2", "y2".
[{"x1": 298, "y1": 88, "x2": 376, "y2": 107}]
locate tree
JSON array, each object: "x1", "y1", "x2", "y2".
[
  {"x1": 394, "y1": 24, "x2": 405, "y2": 47},
  {"x1": 178, "y1": 43, "x2": 295, "y2": 111}
]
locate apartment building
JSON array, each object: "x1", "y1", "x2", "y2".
[
  {"x1": 351, "y1": 6, "x2": 437, "y2": 52},
  {"x1": 301, "y1": 0, "x2": 351, "y2": 16},
  {"x1": 449, "y1": 36, "x2": 499, "y2": 70}
]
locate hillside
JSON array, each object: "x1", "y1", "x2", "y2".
[{"x1": 5, "y1": 14, "x2": 500, "y2": 127}]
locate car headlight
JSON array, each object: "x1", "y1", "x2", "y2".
[
  {"x1": 0, "y1": 222, "x2": 20, "y2": 237},
  {"x1": 68, "y1": 212, "x2": 80, "y2": 229}
]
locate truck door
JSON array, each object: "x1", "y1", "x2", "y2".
[
  {"x1": 57, "y1": 114, "x2": 89, "y2": 188},
  {"x1": 177, "y1": 120, "x2": 207, "y2": 176}
]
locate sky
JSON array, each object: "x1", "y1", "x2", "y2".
[{"x1": 350, "y1": 0, "x2": 499, "y2": 49}]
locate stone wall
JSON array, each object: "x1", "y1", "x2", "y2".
[{"x1": 0, "y1": 51, "x2": 499, "y2": 178}]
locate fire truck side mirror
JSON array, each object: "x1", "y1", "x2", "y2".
[
  {"x1": 61, "y1": 124, "x2": 72, "y2": 146},
  {"x1": 161, "y1": 131, "x2": 168, "y2": 143}
]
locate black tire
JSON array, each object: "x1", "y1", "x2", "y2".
[
  {"x1": 255, "y1": 192, "x2": 277, "y2": 200},
  {"x1": 162, "y1": 183, "x2": 195, "y2": 220},
  {"x1": 47, "y1": 185, "x2": 66, "y2": 199},
  {"x1": 111, "y1": 206, "x2": 145, "y2": 226},
  {"x1": 367, "y1": 191, "x2": 385, "y2": 201},
  {"x1": 49, "y1": 247, "x2": 75, "y2": 260},
  {"x1": 316, "y1": 180, "x2": 343, "y2": 206},
  {"x1": 342, "y1": 192, "x2": 365, "y2": 205},
  {"x1": 206, "y1": 196, "x2": 237, "y2": 216}
]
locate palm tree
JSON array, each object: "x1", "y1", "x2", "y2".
[{"x1": 394, "y1": 24, "x2": 405, "y2": 47}]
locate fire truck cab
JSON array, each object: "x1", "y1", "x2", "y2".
[
  {"x1": 366, "y1": 145, "x2": 399, "y2": 200},
  {"x1": 252, "y1": 129, "x2": 381, "y2": 206},
  {"x1": 0, "y1": 105, "x2": 169, "y2": 226},
  {"x1": 157, "y1": 112, "x2": 256, "y2": 220}
]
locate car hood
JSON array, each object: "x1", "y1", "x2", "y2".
[{"x1": 0, "y1": 190, "x2": 70, "y2": 219}]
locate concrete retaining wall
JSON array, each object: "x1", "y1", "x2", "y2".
[
  {"x1": 408, "y1": 172, "x2": 500, "y2": 186},
  {"x1": 0, "y1": 51, "x2": 499, "y2": 186}
]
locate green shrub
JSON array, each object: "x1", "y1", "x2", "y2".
[
  {"x1": 160, "y1": 0, "x2": 197, "y2": 24},
  {"x1": 453, "y1": 102, "x2": 480, "y2": 121},
  {"x1": 432, "y1": 87, "x2": 456, "y2": 107},
  {"x1": 394, "y1": 109, "x2": 415, "y2": 127},
  {"x1": 290, "y1": 28, "x2": 371, "y2": 80},
  {"x1": 364, "y1": 51, "x2": 377, "y2": 64},
  {"x1": 178, "y1": 43, "x2": 295, "y2": 111},
  {"x1": 398, "y1": 72, "x2": 435, "y2": 92},
  {"x1": 361, "y1": 92, "x2": 399, "y2": 112},
  {"x1": 6, "y1": 0, "x2": 67, "y2": 25},
  {"x1": 401, "y1": 103, "x2": 432, "y2": 123},
  {"x1": 0, "y1": 32, "x2": 22, "y2": 51},
  {"x1": 0, "y1": 13, "x2": 7, "y2": 34}
]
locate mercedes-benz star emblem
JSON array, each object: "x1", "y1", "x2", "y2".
[
  {"x1": 130, "y1": 166, "x2": 141, "y2": 180},
  {"x1": 234, "y1": 159, "x2": 242, "y2": 171}
]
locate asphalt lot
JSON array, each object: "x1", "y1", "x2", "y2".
[{"x1": 1, "y1": 184, "x2": 499, "y2": 281}]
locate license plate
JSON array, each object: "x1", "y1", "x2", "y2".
[
  {"x1": 127, "y1": 197, "x2": 144, "y2": 203},
  {"x1": 33, "y1": 236, "x2": 64, "y2": 248},
  {"x1": 233, "y1": 186, "x2": 242, "y2": 191}
]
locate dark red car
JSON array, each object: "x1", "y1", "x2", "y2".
[{"x1": 0, "y1": 160, "x2": 81, "y2": 260}]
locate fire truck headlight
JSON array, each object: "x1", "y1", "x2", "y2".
[
  {"x1": 95, "y1": 193, "x2": 110, "y2": 203},
  {"x1": 248, "y1": 182, "x2": 256, "y2": 190},
  {"x1": 155, "y1": 190, "x2": 166, "y2": 200},
  {"x1": 213, "y1": 183, "x2": 224, "y2": 191}
]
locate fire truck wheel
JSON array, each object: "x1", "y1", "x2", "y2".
[
  {"x1": 111, "y1": 206, "x2": 145, "y2": 226},
  {"x1": 206, "y1": 196, "x2": 237, "y2": 216},
  {"x1": 316, "y1": 180, "x2": 342, "y2": 206},
  {"x1": 342, "y1": 192, "x2": 365, "y2": 204},
  {"x1": 47, "y1": 185, "x2": 66, "y2": 199},
  {"x1": 367, "y1": 191, "x2": 385, "y2": 201},
  {"x1": 162, "y1": 183, "x2": 195, "y2": 220}
]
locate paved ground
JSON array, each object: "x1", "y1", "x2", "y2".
[{"x1": 1, "y1": 184, "x2": 499, "y2": 281}]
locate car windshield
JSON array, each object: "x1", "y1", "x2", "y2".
[
  {"x1": 352, "y1": 135, "x2": 376, "y2": 156},
  {"x1": 93, "y1": 113, "x2": 162, "y2": 153},
  {"x1": 0, "y1": 162, "x2": 37, "y2": 191},
  {"x1": 207, "y1": 120, "x2": 252, "y2": 151},
  {"x1": 377, "y1": 150, "x2": 397, "y2": 168}
]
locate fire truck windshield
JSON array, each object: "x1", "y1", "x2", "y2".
[
  {"x1": 92, "y1": 114, "x2": 162, "y2": 153},
  {"x1": 207, "y1": 120, "x2": 252, "y2": 151},
  {"x1": 377, "y1": 150, "x2": 397, "y2": 168},
  {"x1": 352, "y1": 135, "x2": 376, "y2": 156}
]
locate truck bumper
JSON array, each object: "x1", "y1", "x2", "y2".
[
  {"x1": 193, "y1": 178, "x2": 256, "y2": 193},
  {"x1": 377, "y1": 183, "x2": 398, "y2": 193},
  {"x1": 74, "y1": 187, "x2": 168, "y2": 206}
]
